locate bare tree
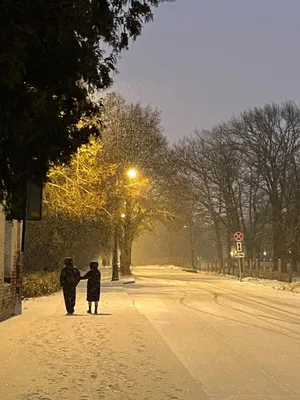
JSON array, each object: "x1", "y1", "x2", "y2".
[
  {"x1": 227, "y1": 101, "x2": 300, "y2": 271},
  {"x1": 173, "y1": 131, "x2": 227, "y2": 269}
]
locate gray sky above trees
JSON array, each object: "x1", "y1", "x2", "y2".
[{"x1": 112, "y1": 0, "x2": 300, "y2": 141}]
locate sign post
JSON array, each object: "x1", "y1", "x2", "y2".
[{"x1": 233, "y1": 232, "x2": 244, "y2": 282}]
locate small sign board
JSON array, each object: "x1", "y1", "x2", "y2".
[
  {"x1": 233, "y1": 232, "x2": 244, "y2": 242},
  {"x1": 236, "y1": 242, "x2": 243, "y2": 252},
  {"x1": 234, "y1": 252, "x2": 245, "y2": 259},
  {"x1": 26, "y1": 180, "x2": 43, "y2": 221}
]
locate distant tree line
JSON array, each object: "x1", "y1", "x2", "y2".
[{"x1": 171, "y1": 101, "x2": 300, "y2": 272}]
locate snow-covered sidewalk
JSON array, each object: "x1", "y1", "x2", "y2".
[{"x1": 0, "y1": 280, "x2": 202, "y2": 400}]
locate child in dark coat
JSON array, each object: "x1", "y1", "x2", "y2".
[{"x1": 80, "y1": 261, "x2": 101, "y2": 314}]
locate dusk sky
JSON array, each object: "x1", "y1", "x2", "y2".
[{"x1": 112, "y1": 0, "x2": 300, "y2": 142}]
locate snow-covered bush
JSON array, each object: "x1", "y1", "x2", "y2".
[{"x1": 23, "y1": 271, "x2": 60, "y2": 298}]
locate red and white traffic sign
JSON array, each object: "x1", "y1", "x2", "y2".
[{"x1": 233, "y1": 231, "x2": 244, "y2": 242}]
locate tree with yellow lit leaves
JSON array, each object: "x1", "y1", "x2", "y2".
[
  {"x1": 44, "y1": 93, "x2": 177, "y2": 275},
  {"x1": 45, "y1": 139, "x2": 117, "y2": 221}
]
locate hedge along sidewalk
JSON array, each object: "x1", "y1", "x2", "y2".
[
  {"x1": 23, "y1": 271, "x2": 61, "y2": 299},
  {"x1": 23, "y1": 269, "x2": 88, "y2": 298},
  {"x1": 22, "y1": 267, "x2": 135, "y2": 299}
]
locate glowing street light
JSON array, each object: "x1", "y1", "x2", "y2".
[
  {"x1": 121, "y1": 213, "x2": 126, "y2": 218},
  {"x1": 127, "y1": 168, "x2": 137, "y2": 179}
]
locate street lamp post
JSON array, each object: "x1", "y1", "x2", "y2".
[
  {"x1": 184, "y1": 218, "x2": 195, "y2": 268},
  {"x1": 111, "y1": 167, "x2": 138, "y2": 281},
  {"x1": 111, "y1": 171, "x2": 120, "y2": 282},
  {"x1": 111, "y1": 226, "x2": 119, "y2": 281},
  {"x1": 121, "y1": 168, "x2": 137, "y2": 275},
  {"x1": 189, "y1": 217, "x2": 195, "y2": 268}
]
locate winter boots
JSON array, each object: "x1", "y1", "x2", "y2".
[{"x1": 87, "y1": 302, "x2": 98, "y2": 314}]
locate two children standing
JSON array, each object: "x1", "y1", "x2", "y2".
[{"x1": 60, "y1": 259, "x2": 101, "y2": 315}]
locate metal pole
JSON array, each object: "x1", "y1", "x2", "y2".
[
  {"x1": 111, "y1": 171, "x2": 120, "y2": 281},
  {"x1": 189, "y1": 217, "x2": 195, "y2": 268},
  {"x1": 111, "y1": 227, "x2": 119, "y2": 281},
  {"x1": 238, "y1": 258, "x2": 242, "y2": 282}
]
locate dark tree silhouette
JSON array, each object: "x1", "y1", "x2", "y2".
[{"x1": 0, "y1": 0, "x2": 173, "y2": 215}]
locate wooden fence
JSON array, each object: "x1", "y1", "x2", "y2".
[{"x1": 196, "y1": 259, "x2": 300, "y2": 282}]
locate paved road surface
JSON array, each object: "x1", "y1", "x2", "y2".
[
  {"x1": 129, "y1": 268, "x2": 300, "y2": 400},
  {"x1": 0, "y1": 267, "x2": 300, "y2": 400}
]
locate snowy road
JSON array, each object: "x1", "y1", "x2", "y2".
[{"x1": 1, "y1": 267, "x2": 300, "y2": 400}]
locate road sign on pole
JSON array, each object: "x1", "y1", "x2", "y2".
[
  {"x1": 233, "y1": 232, "x2": 244, "y2": 242},
  {"x1": 234, "y1": 252, "x2": 245, "y2": 259},
  {"x1": 236, "y1": 241, "x2": 243, "y2": 252}
]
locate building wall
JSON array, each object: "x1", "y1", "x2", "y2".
[{"x1": 0, "y1": 206, "x2": 22, "y2": 322}]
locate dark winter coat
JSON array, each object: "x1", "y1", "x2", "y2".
[
  {"x1": 60, "y1": 266, "x2": 81, "y2": 288},
  {"x1": 81, "y1": 269, "x2": 101, "y2": 302}
]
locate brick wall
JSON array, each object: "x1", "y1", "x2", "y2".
[{"x1": 0, "y1": 206, "x2": 22, "y2": 322}]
